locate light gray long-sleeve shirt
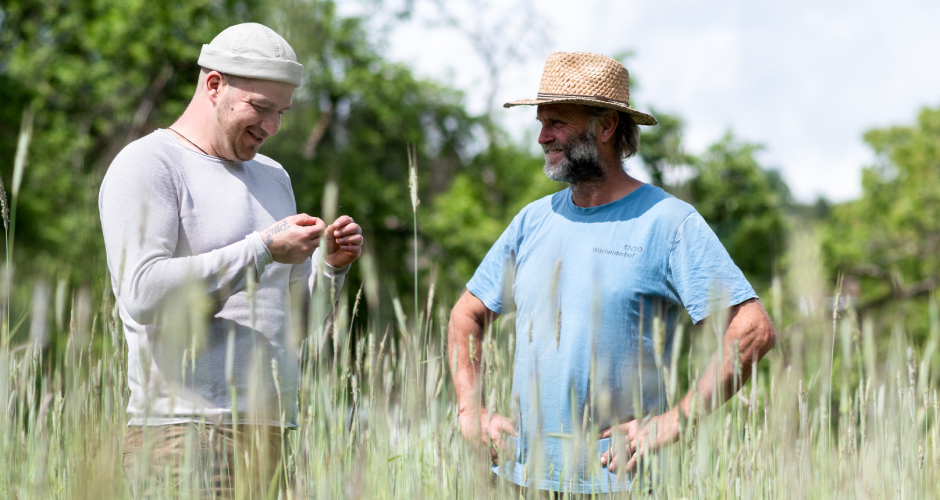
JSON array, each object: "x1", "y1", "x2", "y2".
[{"x1": 99, "y1": 129, "x2": 346, "y2": 426}]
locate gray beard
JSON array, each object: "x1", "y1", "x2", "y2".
[{"x1": 542, "y1": 128, "x2": 607, "y2": 184}]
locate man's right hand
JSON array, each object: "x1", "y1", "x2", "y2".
[
  {"x1": 261, "y1": 214, "x2": 326, "y2": 264},
  {"x1": 459, "y1": 408, "x2": 518, "y2": 463}
]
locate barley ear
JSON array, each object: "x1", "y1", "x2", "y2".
[
  {"x1": 0, "y1": 177, "x2": 8, "y2": 231},
  {"x1": 407, "y1": 144, "x2": 420, "y2": 212}
]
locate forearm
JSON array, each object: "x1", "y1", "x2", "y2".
[
  {"x1": 673, "y1": 300, "x2": 775, "y2": 427},
  {"x1": 448, "y1": 293, "x2": 494, "y2": 416},
  {"x1": 117, "y1": 232, "x2": 271, "y2": 325},
  {"x1": 449, "y1": 316, "x2": 485, "y2": 415},
  {"x1": 676, "y1": 340, "x2": 753, "y2": 422}
]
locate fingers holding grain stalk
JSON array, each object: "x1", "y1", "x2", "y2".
[
  {"x1": 324, "y1": 215, "x2": 363, "y2": 268},
  {"x1": 262, "y1": 213, "x2": 325, "y2": 264},
  {"x1": 459, "y1": 408, "x2": 517, "y2": 464}
]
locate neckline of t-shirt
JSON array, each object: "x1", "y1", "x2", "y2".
[
  {"x1": 157, "y1": 129, "x2": 245, "y2": 166},
  {"x1": 563, "y1": 183, "x2": 651, "y2": 216}
]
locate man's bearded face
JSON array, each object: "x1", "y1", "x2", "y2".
[{"x1": 542, "y1": 127, "x2": 606, "y2": 184}]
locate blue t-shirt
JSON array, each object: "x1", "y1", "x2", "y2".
[{"x1": 467, "y1": 184, "x2": 756, "y2": 493}]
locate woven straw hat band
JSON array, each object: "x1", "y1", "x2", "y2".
[{"x1": 504, "y1": 51, "x2": 657, "y2": 126}]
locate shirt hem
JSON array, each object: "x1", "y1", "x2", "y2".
[
  {"x1": 688, "y1": 288, "x2": 759, "y2": 325},
  {"x1": 466, "y1": 281, "x2": 503, "y2": 314},
  {"x1": 126, "y1": 415, "x2": 299, "y2": 428}
]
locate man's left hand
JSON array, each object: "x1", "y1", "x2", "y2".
[
  {"x1": 599, "y1": 408, "x2": 680, "y2": 472},
  {"x1": 323, "y1": 215, "x2": 363, "y2": 268}
]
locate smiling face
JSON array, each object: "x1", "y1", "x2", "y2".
[
  {"x1": 213, "y1": 75, "x2": 294, "y2": 161},
  {"x1": 536, "y1": 104, "x2": 606, "y2": 184}
]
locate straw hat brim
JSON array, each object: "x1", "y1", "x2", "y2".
[{"x1": 504, "y1": 98, "x2": 658, "y2": 126}]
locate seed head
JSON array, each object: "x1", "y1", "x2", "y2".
[
  {"x1": 407, "y1": 144, "x2": 420, "y2": 212},
  {"x1": 0, "y1": 176, "x2": 8, "y2": 231}
]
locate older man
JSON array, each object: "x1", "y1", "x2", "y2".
[
  {"x1": 99, "y1": 23, "x2": 363, "y2": 497},
  {"x1": 448, "y1": 52, "x2": 775, "y2": 494}
]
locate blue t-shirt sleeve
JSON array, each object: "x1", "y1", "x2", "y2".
[
  {"x1": 667, "y1": 212, "x2": 757, "y2": 324},
  {"x1": 466, "y1": 214, "x2": 523, "y2": 314}
]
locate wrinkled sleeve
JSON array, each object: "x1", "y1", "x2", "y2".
[
  {"x1": 466, "y1": 215, "x2": 523, "y2": 314},
  {"x1": 666, "y1": 212, "x2": 757, "y2": 324},
  {"x1": 289, "y1": 247, "x2": 349, "y2": 297},
  {"x1": 99, "y1": 157, "x2": 272, "y2": 326}
]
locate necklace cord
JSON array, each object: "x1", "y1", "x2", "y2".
[{"x1": 167, "y1": 127, "x2": 211, "y2": 156}]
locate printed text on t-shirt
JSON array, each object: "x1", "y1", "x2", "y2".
[{"x1": 593, "y1": 245, "x2": 643, "y2": 258}]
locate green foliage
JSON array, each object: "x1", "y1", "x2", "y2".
[
  {"x1": 822, "y1": 105, "x2": 940, "y2": 317},
  {"x1": 676, "y1": 133, "x2": 789, "y2": 287},
  {"x1": 2, "y1": 198, "x2": 939, "y2": 498},
  {"x1": 0, "y1": 0, "x2": 260, "y2": 281},
  {"x1": 423, "y1": 139, "x2": 563, "y2": 294},
  {"x1": 259, "y1": 0, "x2": 482, "y2": 307},
  {"x1": 639, "y1": 109, "x2": 693, "y2": 188}
]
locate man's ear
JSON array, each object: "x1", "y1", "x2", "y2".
[
  {"x1": 598, "y1": 110, "x2": 619, "y2": 144},
  {"x1": 204, "y1": 71, "x2": 225, "y2": 103}
]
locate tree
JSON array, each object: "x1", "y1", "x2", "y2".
[
  {"x1": 260, "y1": 0, "x2": 484, "y2": 311},
  {"x1": 422, "y1": 137, "x2": 562, "y2": 294},
  {"x1": 0, "y1": 0, "x2": 261, "y2": 281},
  {"x1": 639, "y1": 109, "x2": 693, "y2": 188},
  {"x1": 822, "y1": 105, "x2": 940, "y2": 316},
  {"x1": 676, "y1": 133, "x2": 789, "y2": 288}
]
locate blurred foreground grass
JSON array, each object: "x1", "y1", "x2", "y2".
[
  {"x1": 1, "y1": 104, "x2": 939, "y2": 500},
  {"x1": 0, "y1": 222, "x2": 939, "y2": 500}
]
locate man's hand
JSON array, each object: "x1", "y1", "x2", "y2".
[
  {"x1": 323, "y1": 215, "x2": 363, "y2": 268},
  {"x1": 599, "y1": 408, "x2": 680, "y2": 473},
  {"x1": 459, "y1": 408, "x2": 518, "y2": 463},
  {"x1": 262, "y1": 214, "x2": 325, "y2": 264},
  {"x1": 596, "y1": 299, "x2": 774, "y2": 473}
]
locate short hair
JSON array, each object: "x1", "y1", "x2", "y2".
[
  {"x1": 586, "y1": 107, "x2": 640, "y2": 160},
  {"x1": 198, "y1": 67, "x2": 247, "y2": 89}
]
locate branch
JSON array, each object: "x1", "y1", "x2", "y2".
[
  {"x1": 303, "y1": 99, "x2": 335, "y2": 160},
  {"x1": 857, "y1": 276, "x2": 939, "y2": 312}
]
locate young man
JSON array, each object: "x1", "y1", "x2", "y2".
[
  {"x1": 448, "y1": 52, "x2": 775, "y2": 494},
  {"x1": 99, "y1": 23, "x2": 363, "y2": 497}
]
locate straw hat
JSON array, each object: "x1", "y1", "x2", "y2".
[{"x1": 505, "y1": 52, "x2": 657, "y2": 126}]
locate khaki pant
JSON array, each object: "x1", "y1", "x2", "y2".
[{"x1": 123, "y1": 424, "x2": 291, "y2": 500}]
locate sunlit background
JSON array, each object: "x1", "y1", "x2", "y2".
[
  {"x1": 346, "y1": 0, "x2": 940, "y2": 202},
  {"x1": 2, "y1": 0, "x2": 940, "y2": 497}
]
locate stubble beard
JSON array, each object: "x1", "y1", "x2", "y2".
[
  {"x1": 216, "y1": 92, "x2": 260, "y2": 162},
  {"x1": 542, "y1": 128, "x2": 607, "y2": 184}
]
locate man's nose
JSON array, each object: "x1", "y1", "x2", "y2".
[
  {"x1": 537, "y1": 124, "x2": 553, "y2": 145},
  {"x1": 260, "y1": 115, "x2": 280, "y2": 137}
]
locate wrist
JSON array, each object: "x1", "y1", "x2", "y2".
[
  {"x1": 457, "y1": 402, "x2": 485, "y2": 418},
  {"x1": 659, "y1": 407, "x2": 682, "y2": 442},
  {"x1": 316, "y1": 249, "x2": 350, "y2": 277},
  {"x1": 323, "y1": 255, "x2": 345, "y2": 269}
]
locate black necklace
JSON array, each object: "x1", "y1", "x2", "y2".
[{"x1": 167, "y1": 127, "x2": 211, "y2": 156}]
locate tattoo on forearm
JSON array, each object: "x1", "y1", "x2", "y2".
[{"x1": 264, "y1": 221, "x2": 289, "y2": 246}]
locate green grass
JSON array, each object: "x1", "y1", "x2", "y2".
[
  {"x1": 0, "y1": 227, "x2": 938, "y2": 499},
  {"x1": 1, "y1": 122, "x2": 938, "y2": 498}
]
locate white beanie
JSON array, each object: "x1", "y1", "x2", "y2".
[{"x1": 198, "y1": 23, "x2": 303, "y2": 87}]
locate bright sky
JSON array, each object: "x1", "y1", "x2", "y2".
[{"x1": 342, "y1": 0, "x2": 940, "y2": 203}]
